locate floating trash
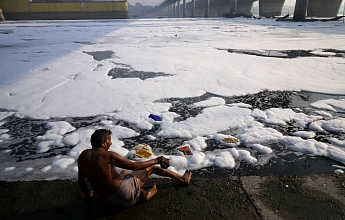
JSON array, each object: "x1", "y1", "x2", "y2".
[
  {"x1": 149, "y1": 114, "x2": 162, "y2": 121},
  {"x1": 222, "y1": 137, "x2": 240, "y2": 144},
  {"x1": 175, "y1": 145, "x2": 193, "y2": 156},
  {"x1": 305, "y1": 117, "x2": 328, "y2": 127},
  {"x1": 132, "y1": 144, "x2": 154, "y2": 158}
]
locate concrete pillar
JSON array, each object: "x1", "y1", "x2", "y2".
[
  {"x1": 237, "y1": 0, "x2": 254, "y2": 17},
  {"x1": 229, "y1": 0, "x2": 237, "y2": 15},
  {"x1": 27, "y1": 2, "x2": 31, "y2": 13},
  {"x1": 173, "y1": 2, "x2": 176, "y2": 17},
  {"x1": 307, "y1": 0, "x2": 343, "y2": 17},
  {"x1": 186, "y1": 1, "x2": 192, "y2": 17},
  {"x1": 191, "y1": 0, "x2": 196, "y2": 17},
  {"x1": 205, "y1": 0, "x2": 210, "y2": 17},
  {"x1": 217, "y1": 0, "x2": 231, "y2": 16},
  {"x1": 209, "y1": 0, "x2": 219, "y2": 17},
  {"x1": 259, "y1": 0, "x2": 285, "y2": 17},
  {"x1": 177, "y1": 0, "x2": 181, "y2": 17},
  {"x1": 183, "y1": 0, "x2": 186, "y2": 17},
  {"x1": 0, "y1": 8, "x2": 4, "y2": 21},
  {"x1": 170, "y1": 4, "x2": 173, "y2": 17},
  {"x1": 80, "y1": 3, "x2": 84, "y2": 13},
  {"x1": 169, "y1": 5, "x2": 171, "y2": 17},
  {"x1": 195, "y1": 0, "x2": 204, "y2": 17},
  {"x1": 293, "y1": 0, "x2": 309, "y2": 20}
]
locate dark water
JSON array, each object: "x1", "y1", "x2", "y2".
[
  {"x1": 83, "y1": 51, "x2": 114, "y2": 61},
  {"x1": 223, "y1": 48, "x2": 345, "y2": 59},
  {"x1": 82, "y1": 50, "x2": 174, "y2": 80},
  {"x1": 1, "y1": 90, "x2": 344, "y2": 177},
  {"x1": 108, "y1": 67, "x2": 173, "y2": 80}
]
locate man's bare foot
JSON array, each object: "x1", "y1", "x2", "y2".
[
  {"x1": 182, "y1": 170, "x2": 192, "y2": 185},
  {"x1": 142, "y1": 183, "x2": 157, "y2": 201}
]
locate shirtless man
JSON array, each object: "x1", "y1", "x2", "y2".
[{"x1": 78, "y1": 129, "x2": 192, "y2": 208}]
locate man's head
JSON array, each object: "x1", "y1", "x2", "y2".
[{"x1": 91, "y1": 129, "x2": 112, "y2": 149}]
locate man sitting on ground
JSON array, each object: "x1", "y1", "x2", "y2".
[{"x1": 78, "y1": 129, "x2": 192, "y2": 208}]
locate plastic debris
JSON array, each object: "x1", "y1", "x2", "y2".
[
  {"x1": 305, "y1": 117, "x2": 327, "y2": 127},
  {"x1": 149, "y1": 114, "x2": 161, "y2": 121},
  {"x1": 176, "y1": 145, "x2": 193, "y2": 156}
]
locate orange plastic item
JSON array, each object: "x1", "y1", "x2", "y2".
[{"x1": 177, "y1": 145, "x2": 193, "y2": 156}]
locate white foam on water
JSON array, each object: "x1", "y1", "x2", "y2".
[
  {"x1": 293, "y1": 131, "x2": 316, "y2": 139},
  {"x1": 310, "y1": 99, "x2": 345, "y2": 112},
  {"x1": 238, "y1": 121, "x2": 284, "y2": 145},
  {"x1": 334, "y1": 169, "x2": 344, "y2": 174},
  {"x1": 250, "y1": 144, "x2": 273, "y2": 154},
  {"x1": 157, "y1": 106, "x2": 253, "y2": 138},
  {"x1": 328, "y1": 137, "x2": 345, "y2": 148},
  {"x1": 0, "y1": 18, "x2": 344, "y2": 181}
]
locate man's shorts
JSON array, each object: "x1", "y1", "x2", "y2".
[{"x1": 106, "y1": 173, "x2": 140, "y2": 207}]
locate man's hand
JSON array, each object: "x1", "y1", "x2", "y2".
[{"x1": 158, "y1": 156, "x2": 170, "y2": 169}]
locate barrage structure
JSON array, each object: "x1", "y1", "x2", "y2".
[
  {"x1": 0, "y1": 0, "x2": 129, "y2": 20},
  {"x1": 152, "y1": 0, "x2": 344, "y2": 19}
]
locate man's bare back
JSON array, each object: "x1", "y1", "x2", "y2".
[
  {"x1": 78, "y1": 148, "x2": 126, "y2": 199},
  {"x1": 78, "y1": 129, "x2": 192, "y2": 208}
]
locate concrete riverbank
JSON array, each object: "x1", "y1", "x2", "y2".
[{"x1": 1, "y1": 173, "x2": 345, "y2": 219}]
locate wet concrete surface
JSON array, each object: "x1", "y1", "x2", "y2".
[
  {"x1": 241, "y1": 174, "x2": 345, "y2": 220},
  {"x1": 1, "y1": 173, "x2": 345, "y2": 220}
]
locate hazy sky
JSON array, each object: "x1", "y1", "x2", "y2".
[{"x1": 128, "y1": 0, "x2": 297, "y2": 7}]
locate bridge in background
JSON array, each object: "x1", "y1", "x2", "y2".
[{"x1": 151, "y1": 0, "x2": 344, "y2": 20}]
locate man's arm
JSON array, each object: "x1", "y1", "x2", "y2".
[
  {"x1": 78, "y1": 171, "x2": 90, "y2": 199},
  {"x1": 108, "y1": 151, "x2": 169, "y2": 171},
  {"x1": 77, "y1": 159, "x2": 93, "y2": 210}
]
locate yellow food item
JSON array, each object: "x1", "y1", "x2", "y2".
[
  {"x1": 222, "y1": 137, "x2": 239, "y2": 144},
  {"x1": 133, "y1": 145, "x2": 154, "y2": 158}
]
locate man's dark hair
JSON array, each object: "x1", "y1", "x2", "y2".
[{"x1": 91, "y1": 129, "x2": 112, "y2": 149}]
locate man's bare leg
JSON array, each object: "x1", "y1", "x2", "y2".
[
  {"x1": 133, "y1": 167, "x2": 192, "y2": 188},
  {"x1": 133, "y1": 168, "x2": 191, "y2": 202},
  {"x1": 152, "y1": 168, "x2": 192, "y2": 185},
  {"x1": 140, "y1": 183, "x2": 157, "y2": 201}
]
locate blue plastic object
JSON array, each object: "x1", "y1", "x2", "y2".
[{"x1": 149, "y1": 114, "x2": 161, "y2": 121}]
